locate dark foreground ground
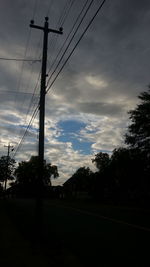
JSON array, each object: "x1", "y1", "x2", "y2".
[{"x1": 0, "y1": 198, "x2": 150, "y2": 267}]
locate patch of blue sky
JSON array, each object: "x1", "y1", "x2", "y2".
[
  {"x1": 57, "y1": 120, "x2": 93, "y2": 155},
  {"x1": 58, "y1": 135, "x2": 93, "y2": 155},
  {"x1": 58, "y1": 120, "x2": 86, "y2": 133}
]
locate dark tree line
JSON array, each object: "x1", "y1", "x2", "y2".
[
  {"x1": 90, "y1": 148, "x2": 147, "y2": 203},
  {"x1": 0, "y1": 156, "x2": 15, "y2": 190},
  {"x1": 64, "y1": 87, "x2": 150, "y2": 205},
  {"x1": 0, "y1": 155, "x2": 59, "y2": 197}
]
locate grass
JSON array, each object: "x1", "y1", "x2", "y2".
[{"x1": 0, "y1": 198, "x2": 150, "y2": 266}]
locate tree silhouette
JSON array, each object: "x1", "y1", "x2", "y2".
[
  {"x1": 125, "y1": 87, "x2": 150, "y2": 200},
  {"x1": 125, "y1": 87, "x2": 150, "y2": 152},
  {"x1": 0, "y1": 156, "x2": 15, "y2": 189},
  {"x1": 15, "y1": 156, "x2": 59, "y2": 191},
  {"x1": 91, "y1": 149, "x2": 144, "y2": 203},
  {"x1": 92, "y1": 152, "x2": 110, "y2": 172},
  {"x1": 91, "y1": 152, "x2": 111, "y2": 200}
]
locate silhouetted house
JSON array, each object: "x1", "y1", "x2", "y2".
[
  {"x1": 63, "y1": 176, "x2": 90, "y2": 199},
  {"x1": 46, "y1": 185, "x2": 63, "y2": 199}
]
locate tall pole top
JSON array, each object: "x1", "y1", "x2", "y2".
[{"x1": 30, "y1": 17, "x2": 63, "y2": 34}]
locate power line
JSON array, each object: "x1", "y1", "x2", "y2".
[
  {"x1": 11, "y1": 29, "x2": 33, "y2": 149},
  {"x1": 0, "y1": 57, "x2": 41, "y2": 62},
  {"x1": 57, "y1": 0, "x2": 73, "y2": 27},
  {"x1": 0, "y1": 90, "x2": 39, "y2": 95},
  {"x1": 13, "y1": 28, "x2": 32, "y2": 108},
  {"x1": 12, "y1": 0, "x2": 42, "y2": 155},
  {"x1": 46, "y1": 0, "x2": 54, "y2": 17},
  {"x1": 8, "y1": 1, "x2": 40, "y2": 159},
  {"x1": 59, "y1": 0, "x2": 75, "y2": 27},
  {"x1": 23, "y1": 72, "x2": 41, "y2": 125},
  {"x1": 0, "y1": 1, "x2": 40, "y2": 163},
  {"x1": 46, "y1": 0, "x2": 94, "y2": 88},
  {"x1": 32, "y1": 0, "x2": 39, "y2": 20},
  {"x1": 30, "y1": 17, "x2": 63, "y2": 186},
  {"x1": 14, "y1": 29, "x2": 42, "y2": 141},
  {"x1": 15, "y1": 68, "x2": 41, "y2": 152},
  {"x1": 47, "y1": 0, "x2": 74, "y2": 70},
  {"x1": 13, "y1": 0, "x2": 107, "y2": 159},
  {"x1": 13, "y1": 1, "x2": 72, "y2": 158},
  {"x1": 47, "y1": 0, "x2": 89, "y2": 79},
  {"x1": 46, "y1": 0, "x2": 107, "y2": 94},
  {"x1": 13, "y1": 104, "x2": 39, "y2": 158}
]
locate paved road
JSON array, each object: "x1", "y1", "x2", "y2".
[
  {"x1": 44, "y1": 200, "x2": 150, "y2": 267},
  {"x1": 1, "y1": 199, "x2": 150, "y2": 267}
]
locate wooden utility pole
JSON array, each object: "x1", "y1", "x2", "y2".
[
  {"x1": 29, "y1": 18, "x2": 63, "y2": 242},
  {"x1": 30, "y1": 17, "x2": 63, "y2": 187}
]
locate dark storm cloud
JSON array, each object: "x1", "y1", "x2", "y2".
[
  {"x1": 105, "y1": 0, "x2": 150, "y2": 39},
  {"x1": 68, "y1": 0, "x2": 150, "y2": 98},
  {"x1": 77, "y1": 101, "x2": 125, "y2": 116},
  {"x1": 2, "y1": 0, "x2": 150, "y2": 107}
]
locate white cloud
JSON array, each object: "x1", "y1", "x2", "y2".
[{"x1": 86, "y1": 75, "x2": 108, "y2": 88}]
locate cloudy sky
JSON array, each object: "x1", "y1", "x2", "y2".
[{"x1": 0, "y1": 0, "x2": 150, "y2": 185}]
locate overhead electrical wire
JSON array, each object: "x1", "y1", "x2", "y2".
[
  {"x1": 14, "y1": 47, "x2": 38, "y2": 138},
  {"x1": 32, "y1": 0, "x2": 39, "y2": 20},
  {"x1": 47, "y1": 0, "x2": 75, "y2": 68},
  {"x1": 0, "y1": 57, "x2": 41, "y2": 62},
  {"x1": 13, "y1": 104, "x2": 39, "y2": 158},
  {"x1": 48, "y1": 0, "x2": 71, "y2": 49},
  {"x1": 15, "y1": 66, "x2": 41, "y2": 151},
  {"x1": 12, "y1": 28, "x2": 33, "y2": 146},
  {"x1": 14, "y1": 0, "x2": 107, "y2": 158},
  {"x1": 12, "y1": 0, "x2": 53, "y2": 157},
  {"x1": 12, "y1": 0, "x2": 41, "y2": 155},
  {"x1": 13, "y1": 0, "x2": 73, "y2": 158},
  {"x1": 14, "y1": 29, "x2": 31, "y2": 102},
  {"x1": 0, "y1": 90, "x2": 39, "y2": 95},
  {"x1": 59, "y1": 0, "x2": 75, "y2": 27},
  {"x1": 15, "y1": 0, "x2": 43, "y2": 142},
  {"x1": 46, "y1": 0, "x2": 107, "y2": 94},
  {"x1": 46, "y1": 0, "x2": 94, "y2": 87},
  {"x1": 47, "y1": 0, "x2": 89, "y2": 78},
  {"x1": 56, "y1": 0, "x2": 74, "y2": 27},
  {"x1": 20, "y1": 1, "x2": 74, "y2": 131},
  {"x1": 4, "y1": 1, "x2": 41, "y2": 161},
  {"x1": 23, "y1": 72, "x2": 41, "y2": 124},
  {"x1": 46, "y1": 0, "x2": 55, "y2": 17}
]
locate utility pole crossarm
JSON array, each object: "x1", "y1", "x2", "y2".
[
  {"x1": 48, "y1": 28, "x2": 63, "y2": 34},
  {"x1": 30, "y1": 17, "x2": 63, "y2": 35},
  {"x1": 30, "y1": 24, "x2": 44, "y2": 31}
]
